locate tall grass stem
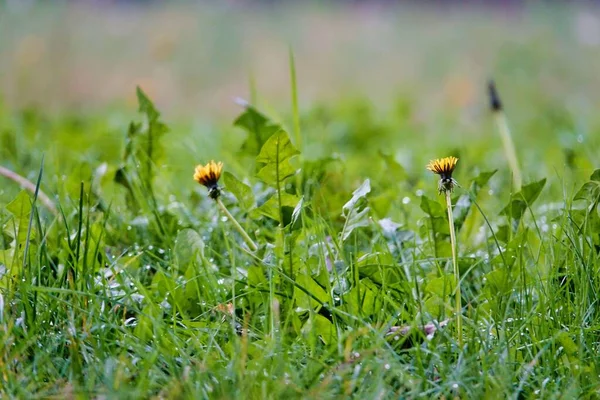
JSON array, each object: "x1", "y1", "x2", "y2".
[{"x1": 494, "y1": 112, "x2": 522, "y2": 190}]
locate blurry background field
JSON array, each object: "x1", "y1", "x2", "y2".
[
  {"x1": 3, "y1": 2, "x2": 600, "y2": 200},
  {"x1": 3, "y1": 2, "x2": 600, "y2": 119}
]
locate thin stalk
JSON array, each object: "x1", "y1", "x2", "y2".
[
  {"x1": 494, "y1": 112, "x2": 522, "y2": 190},
  {"x1": 0, "y1": 165, "x2": 57, "y2": 215},
  {"x1": 289, "y1": 47, "x2": 302, "y2": 152},
  {"x1": 445, "y1": 190, "x2": 462, "y2": 347},
  {"x1": 215, "y1": 198, "x2": 258, "y2": 252}
]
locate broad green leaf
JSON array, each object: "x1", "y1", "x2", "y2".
[
  {"x1": 5, "y1": 191, "x2": 35, "y2": 244},
  {"x1": 433, "y1": 234, "x2": 452, "y2": 258},
  {"x1": 6, "y1": 190, "x2": 32, "y2": 217},
  {"x1": 256, "y1": 160, "x2": 297, "y2": 186},
  {"x1": 591, "y1": 169, "x2": 600, "y2": 182},
  {"x1": 151, "y1": 269, "x2": 169, "y2": 298},
  {"x1": 341, "y1": 179, "x2": 371, "y2": 241},
  {"x1": 574, "y1": 182, "x2": 600, "y2": 202},
  {"x1": 424, "y1": 273, "x2": 455, "y2": 298},
  {"x1": 343, "y1": 179, "x2": 370, "y2": 214},
  {"x1": 248, "y1": 265, "x2": 268, "y2": 286},
  {"x1": 255, "y1": 130, "x2": 299, "y2": 186},
  {"x1": 341, "y1": 207, "x2": 370, "y2": 241},
  {"x1": 136, "y1": 86, "x2": 160, "y2": 122},
  {"x1": 520, "y1": 178, "x2": 546, "y2": 204},
  {"x1": 501, "y1": 178, "x2": 546, "y2": 223},
  {"x1": 134, "y1": 304, "x2": 160, "y2": 341},
  {"x1": 118, "y1": 86, "x2": 169, "y2": 204},
  {"x1": 256, "y1": 130, "x2": 300, "y2": 165},
  {"x1": 484, "y1": 268, "x2": 511, "y2": 294},
  {"x1": 253, "y1": 192, "x2": 299, "y2": 222},
  {"x1": 295, "y1": 273, "x2": 329, "y2": 311},
  {"x1": 302, "y1": 314, "x2": 334, "y2": 345},
  {"x1": 343, "y1": 281, "x2": 380, "y2": 316},
  {"x1": 174, "y1": 229, "x2": 205, "y2": 269},
  {"x1": 453, "y1": 169, "x2": 497, "y2": 231},
  {"x1": 419, "y1": 195, "x2": 444, "y2": 218},
  {"x1": 222, "y1": 171, "x2": 255, "y2": 210},
  {"x1": 234, "y1": 105, "x2": 281, "y2": 158},
  {"x1": 472, "y1": 170, "x2": 497, "y2": 192}
]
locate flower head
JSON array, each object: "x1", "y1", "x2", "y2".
[
  {"x1": 194, "y1": 160, "x2": 223, "y2": 199},
  {"x1": 427, "y1": 156, "x2": 459, "y2": 194}
]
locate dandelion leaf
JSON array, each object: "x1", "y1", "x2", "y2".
[
  {"x1": 453, "y1": 170, "x2": 497, "y2": 232},
  {"x1": 591, "y1": 169, "x2": 600, "y2": 182},
  {"x1": 6, "y1": 190, "x2": 32, "y2": 218},
  {"x1": 574, "y1": 182, "x2": 600, "y2": 202},
  {"x1": 256, "y1": 130, "x2": 299, "y2": 186},
  {"x1": 222, "y1": 172, "x2": 256, "y2": 210},
  {"x1": 235, "y1": 105, "x2": 281, "y2": 158},
  {"x1": 5, "y1": 190, "x2": 36, "y2": 244},
  {"x1": 501, "y1": 178, "x2": 546, "y2": 224},
  {"x1": 253, "y1": 192, "x2": 299, "y2": 222},
  {"x1": 302, "y1": 314, "x2": 334, "y2": 345},
  {"x1": 174, "y1": 229, "x2": 205, "y2": 269},
  {"x1": 343, "y1": 179, "x2": 370, "y2": 214},
  {"x1": 295, "y1": 273, "x2": 329, "y2": 311},
  {"x1": 342, "y1": 207, "x2": 371, "y2": 241},
  {"x1": 341, "y1": 179, "x2": 371, "y2": 241},
  {"x1": 574, "y1": 170, "x2": 600, "y2": 202},
  {"x1": 419, "y1": 195, "x2": 444, "y2": 218}
]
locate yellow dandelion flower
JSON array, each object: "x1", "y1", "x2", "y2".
[
  {"x1": 194, "y1": 160, "x2": 223, "y2": 199},
  {"x1": 426, "y1": 156, "x2": 459, "y2": 194}
]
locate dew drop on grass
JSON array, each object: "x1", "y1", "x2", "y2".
[
  {"x1": 416, "y1": 189, "x2": 424, "y2": 196},
  {"x1": 158, "y1": 248, "x2": 165, "y2": 254},
  {"x1": 384, "y1": 364, "x2": 391, "y2": 370},
  {"x1": 148, "y1": 245, "x2": 154, "y2": 250},
  {"x1": 488, "y1": 189, "x2": 494, "y2": 195},
  {"x1": 402, "y1": 197, "x2": 410, "y2": 204},
  {"x1": 220, "y1": 216, "x2": 228, "y2": 222}
]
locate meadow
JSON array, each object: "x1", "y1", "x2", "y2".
[{"x1": 2, "y1": 2, "x2": 600, "y2": 398}]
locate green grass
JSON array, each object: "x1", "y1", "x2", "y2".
[
  {"x1": 2, "y1": 4, "x2": 600, "y2": 399},
  {"x1": 1, "y1": 80, "x2": 600, "y2": 398}
]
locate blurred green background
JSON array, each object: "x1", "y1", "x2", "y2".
[{"x1": 1, "y1": 1, "x2": 600, "y2": 203}]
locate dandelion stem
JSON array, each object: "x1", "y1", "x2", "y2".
[
  {"x1": 494, "y1": 110, "x2": 522, "y2": 191},
  {"x1": 216, "y1": 197, "x2": 258, "y2": 252},
  {"x1": 445, "y1": 190, "x2": 462, "y2": 347}
]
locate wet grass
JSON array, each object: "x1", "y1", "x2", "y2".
[{"x1": 2, "y1": 3, "x2": 600, "y2": 399}]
